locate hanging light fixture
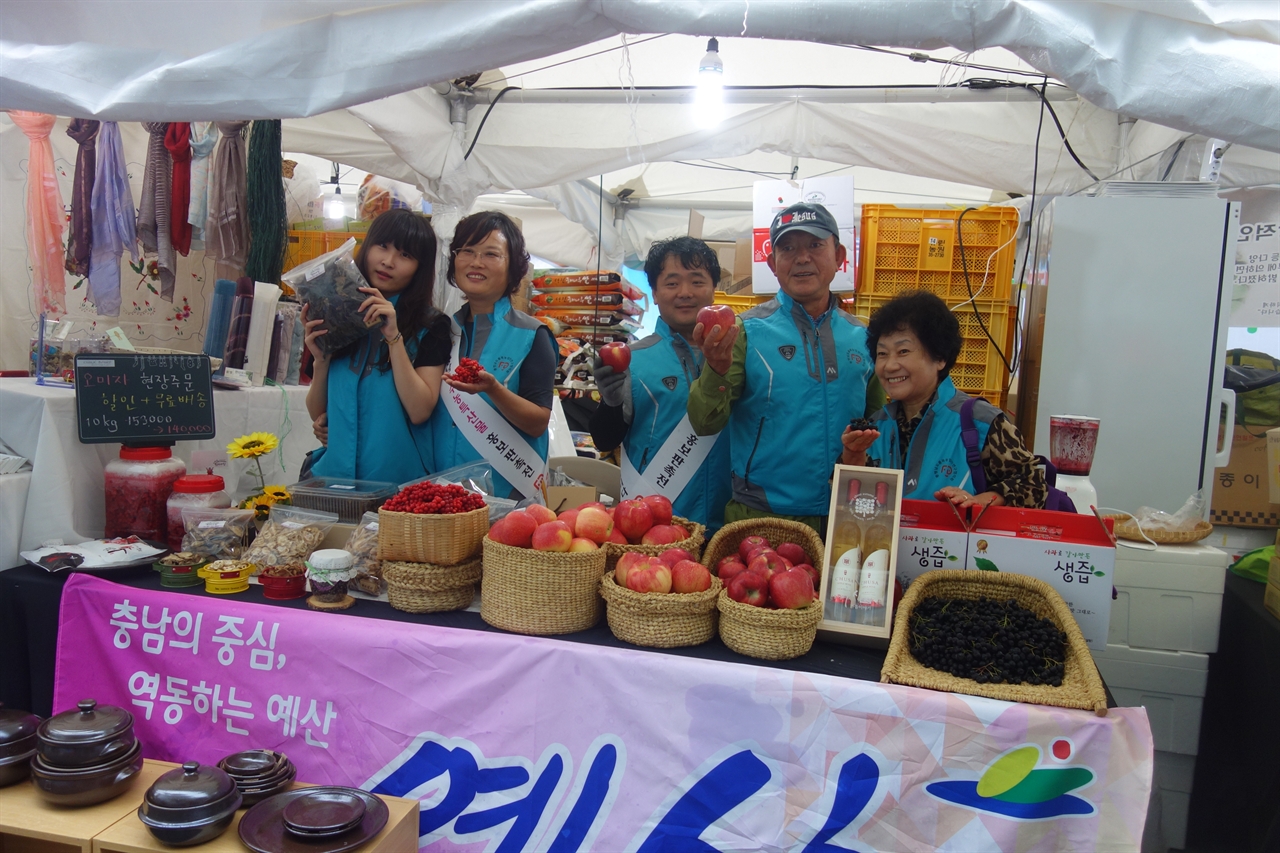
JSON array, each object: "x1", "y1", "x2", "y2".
[
  {"x1": 693, "y1": 37, "x2": 725, "y2": 129},
  {"x1": 323, "y1": 161, "x2": 345, "y2": 220}
]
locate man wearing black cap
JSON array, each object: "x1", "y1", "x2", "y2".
[{"x1": 686, "y1": 202, "x2": 883, "y2": 533}]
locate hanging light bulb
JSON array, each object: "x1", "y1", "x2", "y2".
[
  {"x1": 324, "y1": 185, "x2": 345, "y2": 221},
  {"x1": 693, "y1": 37, "x2": 725, "y2": 129}
]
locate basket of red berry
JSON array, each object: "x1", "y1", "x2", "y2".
[
  {"x1": 881, "y1": 569, "x2": 1108, "y2": 715},
  {"x1": 376, "y1": 481, "x2": 490, "y2": 566}
]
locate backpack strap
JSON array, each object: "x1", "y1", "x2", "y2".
[{"x1": 959, "y1": 397, "x2": 989, "y2": 494}]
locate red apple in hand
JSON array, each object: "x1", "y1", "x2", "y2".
[
  {"x1": 599, "y1": 342, "x2": 631, "y2": 372},
  {"x1": 697, "y1": 304, "x2": 737, "y2": 334},
  {"x1": 670, "y1": 560, "x2": 712, "y2": 593},
  {"x1": 640, "y1": 495, "x2": 673, "y2": 527},
  {"x1": 769, "y1": 567, "x2": 816, "y2": 609},
  {"x1": 614, "y1": 499, "x2": 654, "y2": 541},
  {"x1": 728, "y1": 571, "x2": 770, "y2": 607},
  {"x1": 776, "y1": 542, "x2": 809, "y2": 566},
  {"x1": 738, "y1": 536, "x2": 769, "y2": 562}
]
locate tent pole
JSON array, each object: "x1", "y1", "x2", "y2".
[{"x1": 471, "y1": 86, "x2": 1076, "y2": 106}]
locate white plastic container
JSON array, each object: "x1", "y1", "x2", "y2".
[
  {"x1": 1152, "y1": 750, "x2": 1196, "y2": 850},
  {"x1": 165, "y1": 474, "x2": 231, "y2": 551},
  {"x1": 103, "y1": 446, "x2": 187, "y2": 541},
  {"x1": 1109, "y1": 541, "x2": 1228, "y2": 653},
  {"x1": 1092, "y1": 642, "x2": 1208, "y2": 755}
]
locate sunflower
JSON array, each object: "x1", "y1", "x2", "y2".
[
  {"x1": 262, "y1": 485, "x2": 291, "y2": 502},
  {"x1": 227, "y1": 432, "x2": 279, "y2": 459}
]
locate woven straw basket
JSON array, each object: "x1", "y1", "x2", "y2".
[
  {"x1": 881, "y1": 569, "x2": 1109, "y2": 715},
  {"x1": 717, "y1": 592, "x2": 823, "y2": 660},
  {"x1": 601, "y1": 516, "x2": 706, "y2": 573},
  {"x1": 702, "y1": 518, "x2": 826, "y2": 575},
  {"x1": 599, "y1": 572, "x2": 722, "y2": 648},
  {"x1": 383, "y1": 558, "x2": 483, "y2": 614},
  {"x1": 376, "y1": 505, "x2": 490, "y2": 565},
  {"x1": 1104, "y1": 513, "x2": 1213, "y2": 545},
  {"x1": 480, "y1": 538, "x2": 607, "y2": 635}
]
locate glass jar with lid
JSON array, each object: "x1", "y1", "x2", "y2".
[
  {"x1": 103, "y1": 445, "x2": 187, "y2": 541},
  {"x1": 166, "y1": 474, "x2": 231, "y2": 551}
]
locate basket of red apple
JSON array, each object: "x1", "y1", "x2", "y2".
[
  {"x1": 598, "y1": 550, "x2": 723, "y2": 648},
  {"x1": 383, "y1": 557, "x2": 483, "y2": 614},
  {"x1": 377, "y1": 482, "x2": 490, "y2": 565},
  {"x1": 703, "y1": 518, "x2": 826, "y2": 660},
  {"x1": 601, "y1": 495, "x2": 706, "y2": 574},
  {"x1": 481, "y1": 504, "x2": 609, "y2": 635}
]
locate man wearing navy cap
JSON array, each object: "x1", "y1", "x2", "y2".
[{"x1": 686, "y1": 202, "x2": 883, "y2": 534}]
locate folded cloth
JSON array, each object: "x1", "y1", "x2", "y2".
[
  {"x1": 202, "y1": 278, "x2": 236, "y2": 361},
  {"x1": 64, "y1": 119, "x2": 99, "y2": 277},
  {"x1": 266, "y1": 313, "x2": 284, "y2": 381},
  {"x1": 286, "y1": 309, "x2": 305, "y2": 385},
  {"x1": 245, "y1": 282, "x2": 282, "y2": 385},
  {"x1": 223, "y1": 277, "x2": 255, "y2": 370},
  {"x1": 8, "y1": 111, "x2": 66, "y2": 313},
  {"x1": 88, "y1": 122, "x2": 138, "y2": 317},
  {"x1": 274, "y1": 302, "x2": 300, "y2": 383}
]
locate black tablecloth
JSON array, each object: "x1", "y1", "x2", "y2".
[
  {"x1": 0, "y1": 564, "x2": 891, "y2": 718},
  {"x1": 1184, "y1": 572, "x2": 1280, "y2": 853}
]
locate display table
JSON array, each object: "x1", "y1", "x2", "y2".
[
  {"x1": 4, "y1": 564, "x2": 1152, "y2": 852},
  {"x1": 0, "y1": 377, "x2": 316, "y2": 561},
  {"x1": 0, "y1": 759, "x2": 169, "y2": 853},
  {"x1": 0, "y1": 760, "x2": 418, "y2": 853},
  {"x1": 1184, "y1": 572, "x2": 1280, "y2": 853}
]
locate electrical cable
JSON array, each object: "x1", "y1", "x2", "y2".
[
  {"x1": 1009, "y1": 77, "x2": 1048, "y2": 380},
  {"x1": 463, "y1": 86, "x2": 520, "y2": 160},
  {"x1": 963, "y1": 79, "x2": 1097, "y2": 181},
  {"x1": 956, "y1": 207, "x2": 1014, "y2": 379},
  {"x1": 836, "y1": 43, "x2": 1053, "y2": 80},
  {"x1": 512, "y1": 34, "x2": 669, "y2": 81},
  {"x1": 1160, "y1": 138, "x2": 1188, "y2": 181}
]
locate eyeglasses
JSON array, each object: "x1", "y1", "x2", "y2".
[{"x1": 454, "y1": 248, "x2": 506, "y2": 265}]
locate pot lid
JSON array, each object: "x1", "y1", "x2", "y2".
[
  {"x1": 0, "y1": 706, "x2": 40, "y2": 744},
  {"x1": 147, "y1": 761, "x2": 238, "y2": 808},
  {"x1": 38, "y1": 699, "x2": 133, "y2": 744}
]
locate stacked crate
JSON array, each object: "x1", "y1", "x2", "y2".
[{"x1": 853, "y1": 205, "x2": 1020, "y2": 409}]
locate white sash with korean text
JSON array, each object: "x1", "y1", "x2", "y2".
[
  {"x1": 443, "y1": 325, "x2": 546, "y2": 500},
  {"x1": 620, "y1": 415, "x2": 719, "y2": 502}
]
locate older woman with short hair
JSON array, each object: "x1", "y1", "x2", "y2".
[{"x1": 840, "y1": 291, "x2": 1046, "y2": 509}]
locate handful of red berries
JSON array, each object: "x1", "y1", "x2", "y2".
[
  {"x1": 383, "y1": 482, "x2": 486, "y2": 515},
  {"x1": 450, "y1": 357, "x2": 482, "y2": 384}
]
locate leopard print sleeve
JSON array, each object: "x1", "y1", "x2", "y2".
[{"x1": 980, "y1": 415, "x2": 1047, "y2": 508}]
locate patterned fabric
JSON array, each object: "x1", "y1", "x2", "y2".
[
  {"x1": 891, "y1": 391, "x2": 1046, "y2": 508},
  {"x1": 187, "y1": 122, "x2": 217, "y2": 244},
  {"x1": 64, "y1": 119, "x2": 99, "y2": 278},
  {"x1": 137, "y1": 122, "x2": 176, "y2": 300},
  {"x1": 87, "y1": 122, "x2": 137, "y2": 316},
  {"x1": 205, "y1": 121, "x2": 250, "y2": 270},
  {"x1": 8, "y1": 111, "x2": 66, "y2": 313},
  {"x1": 163, "y1": 122, "x2": 192, "y2": 256}
]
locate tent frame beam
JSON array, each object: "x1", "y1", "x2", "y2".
[{"x1": 473, "y1": 85, "x2": 1077, "y2": 106}]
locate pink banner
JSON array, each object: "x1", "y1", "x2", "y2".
[{"x1": 55, "y1": 575, "x2": 1153, "y2": 852}]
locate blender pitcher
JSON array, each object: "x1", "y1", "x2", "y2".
[{"x1": 1049, "y1": 416, "x2": 1100, "y2": 512}]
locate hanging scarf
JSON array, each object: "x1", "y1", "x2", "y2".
[
  {"x1": 8, "y1": 111, "x2": 66, "y2": 314},
  {"x1": 64, "y1": 119, "x2": 99, "y2": 278},
  {"x1": 87, "y1": 122, "x2": 137, "y2": 317},
  {"x1": 206, "y1": 120, "x2": 250, "y2": 271},
  {"x1": 164, "y1": 122, "x2": 192, "y2": 257},
  {"x1": 187, "y1": 122, "x2": 217, "y2": 244},
  {"x1": 137, "y1": 122, "x2": 176, "y2": 300},
  {"x1": 245, "y1": 119, "x2": 286, "y2": 284}
]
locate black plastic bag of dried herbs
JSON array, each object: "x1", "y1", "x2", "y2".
[{"x1": 283, "y1": 237, "x2": 381, "y2": 355}]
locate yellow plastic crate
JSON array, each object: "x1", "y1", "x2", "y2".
[
  {"x1": 858, "y1": 205, "x2": 1020, "y2": 302},
  {"x1": 283, "y1": 229, "x2": 369, "y2": 274},
  {"x1": 713, "y1": 292, "x2": 772, "y2": 314},
  {"x1": 852, "y1": 294, "x2": 1016, "y2": 410}
]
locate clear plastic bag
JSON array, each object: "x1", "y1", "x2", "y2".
[
  {"x1": 282, "y1": 237, "x2": 378, "y2": 355},
  {"x1": 1133, "y1": 490, "x2": 1206, "y2": 533},
  {"x1": 180, "y1": 508, "x2": 255, "y2": 559},
  {"x1": 345, "y1": 511, "x2": 383, "y2": 595},
  {"x1": 242, "y1": 505, "x2": 338, "y2": 567}
]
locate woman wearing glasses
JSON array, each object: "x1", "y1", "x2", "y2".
[{"x1": 430, "y1": 211, "x2": 557, "y2": 499}]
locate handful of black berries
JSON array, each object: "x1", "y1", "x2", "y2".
[{"x1": 908, "y1": 596, "x2": 1067, "y2": 687}]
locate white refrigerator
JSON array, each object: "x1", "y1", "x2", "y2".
[{"x1": 1027, "y1": 196, "x2": 1240, "y2": 517}]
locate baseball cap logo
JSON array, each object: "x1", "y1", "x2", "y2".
[{"x1": 781, "y1": 213, "x2": 793, "y2": 224}]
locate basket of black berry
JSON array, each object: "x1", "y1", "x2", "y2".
[{"x1": 880, "y1": 569, "x2": 1108, "y2": 715}]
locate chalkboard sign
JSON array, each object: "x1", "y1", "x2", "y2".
[{"x1": 74, "y1": 353, "x2": 216, "y2": 444}]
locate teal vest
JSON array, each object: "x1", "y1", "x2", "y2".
[
  {"x1": 310, "y1": 295, "x2": 434, "y2": 485},
  {"x1": 867, "y1": 377, "x2": 997, "y2": 500},
  {"x1": 623, "y1": 319, "x2": 731, "y2": 532},
  {"x1": 429, "y1": 297, "x2": 550, "y2": 498},
  {"x1": 730, "y1": 291, "x2": 873, "y2": 516}
]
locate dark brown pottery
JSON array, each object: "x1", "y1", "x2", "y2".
[
  {"x1": 30, "y1": 741, "x2": 143, "y2": 806},
  {"x1": 239, "y1": 787, "x2": 388, "y2": 853},
  {"x1": 138, "y1": 761, "x2": 242, "y2": 847},
  {"x1": 36, "y1": 699, "x2": 135, "y2": 768}
]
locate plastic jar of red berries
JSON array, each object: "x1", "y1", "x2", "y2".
[
  {"x1": 103, "y1": 445, "x2": 187, "y2": 541},
  {"x1": 165, "y1": 474, "x2": 231, "y2": 550}
]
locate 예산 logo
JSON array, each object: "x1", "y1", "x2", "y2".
[{"x1": 926, "y1": 742, "x2": 1095, "y2": 820}]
